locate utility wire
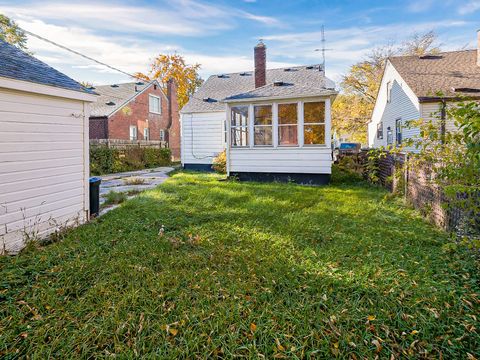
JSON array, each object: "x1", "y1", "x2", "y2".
[{"x1": 21, "y1": 28, "x2": 138, "y2": 79}]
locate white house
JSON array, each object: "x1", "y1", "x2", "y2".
[
  {"x1": 0, "y1": 40, "x2": 97, "y2": 254},
  {"x1": 181, "y1": 42, "x2": 337, "y2": 184},
  {"x1": 368, "y1": 31, "x2": 480, "y2": 149}
]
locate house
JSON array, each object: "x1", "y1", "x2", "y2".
[
  {"x1": 0, "y1": 39, "x2": 97, "y2": 254},
  {"x1": 368, "y1": 31, "x2": 480, "y2": 149},
  {"x1": 89, "y1": 80, "x2": 180, "y2": 159},
  {"x1": 181, "y1": 42, "x2": 337, "y2": 184}
]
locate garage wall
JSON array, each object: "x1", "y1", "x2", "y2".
[
  {"x1": 0, "y1": 87, "x2": 89, "y2": 253},
  {"x1": 181, "y1": 111, "x2": 225, "y2": 166}
]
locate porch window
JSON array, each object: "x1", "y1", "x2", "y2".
[
  {"x1": 254, "y1": 105, "x2": 272, "y2": 146},
  {"x1": 303, "y1": 101, "x2": 325, "y2": 145},
  {"x1": 278, "y1": 103, "x2": 298, "y2": 146},
  {"x1": 231, "y1": 106, "x2": 249, "y2": 147}
]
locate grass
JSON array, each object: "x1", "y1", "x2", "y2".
[
  {"x1": 101, "y1": 190, "x2": 128, "y2": 207},
  {"x1": 1, "y1": 172, "x2": 478, "y2": 358},
  {"x1": 123, "y1": 177, "x2": 147, "y2": 186}
]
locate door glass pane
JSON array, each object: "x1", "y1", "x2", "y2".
[
  {"x1": 254, "y1": 105, "x2": 272, "y2": 125},
  {"x1": 304, "y1": 102, "x2": 325, "y2": 123},
  {"x1": 254, "y1": 127, "x2": 272, "y2": 146},
  {"x1": 279, "y1": 125, "x2": 297, "y2": 146},
  {"x1": 304, "y1": 124, "x2": 325, "y2": 145},
  {"x1": 278, "y1": 103, "x2": 297, "y2": 125}
]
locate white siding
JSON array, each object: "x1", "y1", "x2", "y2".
[
  {"x1": 368, "y1": 61, "x2": 420, "y2": 149},
  {"x1": 229, "y1": 147, "x2": 332, "y2": 174},
  {"x1": 0, "y1": 87, "x2": 89, "y2": 254},
  {"x1": 181, "y1": 111, "x2": 225, "y2": 165},
  {"x1": 420, "y1": 102, "x2": 457, "y2": 133}
]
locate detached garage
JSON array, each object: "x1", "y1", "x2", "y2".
[{"x1": 0, "y1": 40, "x2": 97, "y2": 254}]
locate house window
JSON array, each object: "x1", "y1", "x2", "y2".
[
  {"x1": 387, "y1": 81, "x2": 393, "y2": 103},
  {"x1": 144, "y1": 127, "x2": 149, "y2": 140},
  {"x1": 231, "y1": 106, "x2": 249, "y2": 147},
  {"x1": 387, "y1": 127, "x2": 393, "y2": 145},
  {"x1": 303, "y1": 101, "x2": 326, "y2": 145},
  {"x1": 160, "y1": 129, "x2": 165, "y2": 141},
  {"x1": 149, "y1": 95, "x2": 161, "y2": 114},
  {"x1": 278, "y1": 103, "x2": 298, "y2": 146},
  {"x1": 254, "y1": 105, "x2": 273, "y2": 146},
  {"x1": 129, "y1": 125, "x2": 138, "y2": 140},
  {"x1": 224, "y1": 120, "x2": 227, "y2": 144},
  {"x1": 396, "y1": 118, "x2": 402, "y2": 145},
  {"x1": 376, "y1": 122, "x2": 383, "y2": 140}
]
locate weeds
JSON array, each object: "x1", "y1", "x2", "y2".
[{"x1": 102, "y1": 191, "x2": 128, "y2": 207}]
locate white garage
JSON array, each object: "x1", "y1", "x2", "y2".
[{"x1": 0, "y1": 40, "x2": 97, "y2": 254}]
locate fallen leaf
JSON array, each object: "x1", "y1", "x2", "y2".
[
  {"x1": 467, "y1": 353, "x2": 477, "y2": 360},
  {"x1": 368, "y1": 315, "x2": 376, "y2": 321},
  {"x1": 250, "y1": 323, "x2": 257, "y2": 333},
  {"x1": 410, "y1": 330, "x2": 419, "y2": 335},
  {"x1": 372, "y1": 339, "x2": 382, "y2": 353},
  {"x1": 275, "y1": 338, "x2": 285, "y2": 351},
  {"x1": 169, "y1": 328, "x2": 178, "y2": 336}
]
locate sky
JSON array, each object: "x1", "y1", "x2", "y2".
[{"x1": 0, "y1": 0, "x2": 479, "y2": 86}]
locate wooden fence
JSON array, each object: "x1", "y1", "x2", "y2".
[{"x1": 90, "y1": 139, "x2": 167, "y2": 149}]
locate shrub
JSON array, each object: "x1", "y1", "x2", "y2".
[
  {"x1": 102, "y1": 191, "x2": 127, "y2": 207},
  {"x1": 90, "y1": 146, "x2": 171, "y2": 175},
  {"x1": 212, "y1": 150, "x2": 226, "y2": 174}
]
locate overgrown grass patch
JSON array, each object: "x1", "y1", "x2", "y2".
[
  {"x1": 1, "y1": 172, "x2": 478, "y2": 358},
  {"x1": 101, "y1": 190, "x2": 128, "y2": 207}
]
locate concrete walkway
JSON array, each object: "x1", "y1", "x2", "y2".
[{"x1": 98, "y1": 167, "x2": 174, "y2": 215}]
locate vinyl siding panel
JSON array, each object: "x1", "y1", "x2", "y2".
[
  {"x1": 0, "y1": 87, "x2": 89, "y2": 254},
  {"x1": 181, "y1": 112, "x2": 225, "y2": 165},
  {"x1": 420, "y1": 102, "x2": 457, "y2": 133},
  {"x1": 230, "y1": 147, "x2": 332, "y2": 174}
]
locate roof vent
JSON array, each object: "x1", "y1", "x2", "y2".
[
  {"x1": 110, "y1": 84, "x2": 119, "y2": 88},
  {"x1": 217, "y1": 74, "x2": 228, "y2": 78},
  {"x1": 453, "y1": 87, "x2": 480, "y2": 93},
  {"x1": 273, "y1": 81, "x2": 285, "y2": 86},
  {"x1": 87, "y1": 86, "x2": 95, "y2": 90},
  {"x1": 239, "y1": 72, "x2": 250, "y2": 76},
  {"x1": 306, "y1": 66, "x2": 314, "y2": 70},
  {"x1": 203, "y1": 97, "x2": 217, "y2": 102},
  {"x1": 106, "y1": 101, "x2": 116, "y2": 106},
  {"x1": 419, "y1": 54, "x2": 443, "y2": 60},
  {"x1": 135, "y1": 81, "x2": 144, "y2": 85},
  {"x1": 283, "y1": 68, "x2": 292, "y2": 72}
]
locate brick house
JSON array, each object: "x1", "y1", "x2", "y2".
[{"x1": 89, "y1": 80, "x2": 180, "y2": 159}]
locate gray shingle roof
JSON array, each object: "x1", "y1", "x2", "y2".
[
  {"x1": 0, "y1": 39, "x2": 94, "y2": 94},
  {"x1": 89, "y1": 82, "x2": 151, "y2": 117},
  {"x1": 389, "y1": 50, "x2": 480, "y2": 100},
  {"x1": 181, "y1": 65, "x2": 336, "y2": 113}
]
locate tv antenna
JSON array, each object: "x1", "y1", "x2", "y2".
[{"x1": 315, "y1": 25, "x2": 333, "y2": 71}]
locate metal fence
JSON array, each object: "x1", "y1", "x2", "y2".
[{"x1": 90, "y1": 139, "x2": 167, "y2": 149}]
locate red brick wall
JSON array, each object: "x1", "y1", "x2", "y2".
[
  {"x1": 167, "y1": 80, "x2": 181, "y2": 160},
  {"x1": 107, "y1": 84, "x2": 169, "y2": 141}
]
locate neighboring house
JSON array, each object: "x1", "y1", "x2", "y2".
[
  {"x1": 89, "y1": 80, "x2": 180, "y2": 159},
  {"x1": 368, "y1": 31, "x2": 480, "y2": 150},
  {"x1": 0, "y1": 40, "x2": 97, "y2": 254},
  {"x1": 181, "y1": 42, "x2": 337, "y2": 184}
]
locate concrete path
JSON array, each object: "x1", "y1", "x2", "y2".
[{"x1": 98, "y1": 167, "x2": 174, "y2": 215}]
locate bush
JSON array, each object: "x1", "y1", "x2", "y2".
[
  {"x1": 90, "y1": 146, "x2": 171, "y2": 175},
  {"x1": 212, "y1": 150, "x2": 226, "y2": 174}
]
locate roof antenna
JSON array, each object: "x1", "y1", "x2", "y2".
[{"x1": 315, "y1": 25, "x2": 332, "y2": 72}]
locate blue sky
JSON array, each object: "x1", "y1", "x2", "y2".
[{"x1": 1, "y1": 0, "x2": 478, "y2": 85}]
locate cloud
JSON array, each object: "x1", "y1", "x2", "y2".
[
  {"x1": 407, "y1": 0, "x2": 435, "y2": 13},
  {"x1": 458, "y1": 1, "x2": 480, "y2": 14}
]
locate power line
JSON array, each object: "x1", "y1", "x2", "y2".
[{"x1": 21, "y1": 28, "x2": 138, "y2": 79}]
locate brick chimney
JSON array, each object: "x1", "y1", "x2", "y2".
[
  {"x1": 166, "y1": 78, "x2": 180, "y2": 160},
  {"x1": 254, "y1": 41, "x2": 266, "y2": 88},
  {"x1": 477, "y1": 29, "x2": 480, "y2": 66}
]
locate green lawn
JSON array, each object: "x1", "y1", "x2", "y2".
[{"x1": 1, "y1": 172, "x2": 478, "y2": 358}]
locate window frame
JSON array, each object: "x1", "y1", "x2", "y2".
[
  {"x1": 149, "y1": 94, "x2": 161, "y2": 114},
  {"x1": 230, "y1": 105, "x2": 249, "y2": 148},
  {"x1": 386, "y1": 81, "x2": 393, "y2": 103},
  {"x1": 376, "y1": 122, "x2": 383, "y2": 140},
  {"x1": 129, "y1": 125, "x2": 138, "y2": 141},
  {"x1": 395, "y1": 118, "x2": 402, "y2": 145},
  {"x1": 253, "y1": 104, "x2": 273, "y2": 147},
  {"x1": 277, "y1": 102, "x2": 298, "y2": 147},
  {"x1": 159, "y1": 129, "x2": 165, "y2": 142},
  {"x1": 303, "y1": 100, "x2": 327, "y2": 146},
  {"x1": 143, "y1": 127, "x2": 149, "y2": 141}
]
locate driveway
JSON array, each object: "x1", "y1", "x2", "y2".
[{"x1": 99, "y1": 167, "x2": 174, "y2": 211}]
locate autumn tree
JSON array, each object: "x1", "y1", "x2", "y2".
[
  {"x1": 0, "y1": 14, "x2": 28, "y2": 50},
  {"x1": 332, "y1": 31, "x2": 441, "y2": 144},
  {"x1": 135, "y1": 54, "x2": 203, "y2": 109}
]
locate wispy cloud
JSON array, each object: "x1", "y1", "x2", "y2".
[
  {"x1": 458, "y1": 0, "x2": 480, "y2": 14},
  {"x1": 407, "y1": 0, "x2": 435, "y2": 13}
]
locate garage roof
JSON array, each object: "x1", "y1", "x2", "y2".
[{"x1": 0, "y1": 39, "x2": 95, "y2": 94}]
